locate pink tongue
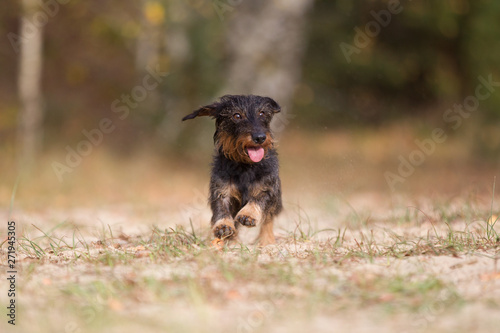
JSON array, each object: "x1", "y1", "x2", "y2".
[{"x1": 247, "y1": 147, "x2": 265, "y2": 163}]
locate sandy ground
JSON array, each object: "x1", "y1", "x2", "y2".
[
  {"x1": 1, "y1": 191, "x2": 499, "y2": 333},
  {"x1": 1, "y1": 128, "x2": 500, "y2": 332}
]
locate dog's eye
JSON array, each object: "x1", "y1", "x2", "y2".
[
  {"x1": 233, "y1": 113, "x2": 242, "y2": 120},
  {"x1": 259, "y1": 111, "x2": 265, "y2": 117}
]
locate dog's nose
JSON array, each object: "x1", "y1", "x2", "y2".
[{"x1": 252, "y1": 133, "x2": 267, "y2": 144}]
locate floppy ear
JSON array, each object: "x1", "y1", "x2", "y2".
[
  {"x1": 264, "y1": 97, "x2": 281, "y2": 114},
  {"x1": 182, "y1": 102, "x2": 220, "y2": 121}
]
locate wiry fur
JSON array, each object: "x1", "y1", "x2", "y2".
[
  {"x1": 214, "y1": 132, "x2": 274, "y2": 164},
  {"x1": 182, "y1": 94, "x2": 283, "y2": 245}
]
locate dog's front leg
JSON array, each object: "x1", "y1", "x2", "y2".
[
  {"x1": 235, "y1": 200, "x2": 276, "y2": 245},
  {"x1": 210, "y1": 179, "x2": 239, "y2": 239},
  {"x1": 235, "y1": 180, "x2": 282, "y2": 245}
]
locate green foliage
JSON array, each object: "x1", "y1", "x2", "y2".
[
  {"x1": 301, "y1": 0, "x2": 500, "y2": 125},
  {"x1": 2, "y1": 0, "x2": 500, "y2": 148}
]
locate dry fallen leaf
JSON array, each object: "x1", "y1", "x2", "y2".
[
  {"x1": 211, "y1": 238, "x2": 224, "y2": 250},
  {"x1": 488, "y1": 215, "x2": 498, "y2": 224},
  {"x1": 379, "y1": 293, "x2": 395, "y2": 302},
  {"x1": 107, "y1": 298, "x2": 123, "y2": 311},
  {"x1": 225, "y1": 289, "x2": 242, "y2": 300},
  {"x1": 480, "y1": 272, "x2": 500, "y2": 281},
  {"x1": 135, "y1": 250, "x2": 151, "y2": 258}
]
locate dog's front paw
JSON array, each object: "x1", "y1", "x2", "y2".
[
  {"x1": 235, "y1": 215, "x2": 256, "y2": 227},
  {"x1": 235, "y1": 202, "x2": 262, "y2": 228},
  {"x1": 213, "y1": 219, "x2": 236, "y2": 239}
]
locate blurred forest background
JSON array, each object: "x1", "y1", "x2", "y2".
[{"x1": 2, "y1": 0, "x2": 500, "y2": 209}]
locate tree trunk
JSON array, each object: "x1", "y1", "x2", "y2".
[
  {"x1": 135, "y1": 0, "x2": 162, "y2": 71},
  {"x1": 155, "y1": 2, "x2": 192, "y2": 143},
  {"x1": 18, "y1": 0, "x2": 44, "y2": 168},
  {"x1": 221, "y1": 0, "x2": 314, "y2": 130}
]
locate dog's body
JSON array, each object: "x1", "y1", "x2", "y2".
[{"x1": 182, "y1": 95, "x2": 282, "y2": 245}]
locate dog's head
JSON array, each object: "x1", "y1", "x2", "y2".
[{"x1": 182, "y1": 95, "x2": 281, "y2": 164}]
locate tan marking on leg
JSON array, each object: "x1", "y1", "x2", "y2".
[
  {"x1": 235, "y1": 202, "x2": 262, "y2": 227},
  {"x1": 228, "y1": 183, "x2": 241, "y2": 204},
  {"x1": 250, "y1": 183, "x2": 272, "y2": 199},
  {"x1": 216, "y1": 182, "x2": 241, "y2": 204},
  {"x1": 257, "y1": 217, "x2": 275, "y2": 246}
]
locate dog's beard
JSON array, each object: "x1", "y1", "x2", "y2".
[{"x1": 215, "y1": 132, "x2": 273, "y2": 164}]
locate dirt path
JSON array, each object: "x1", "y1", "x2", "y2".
[{"x1": 1, "y1": 194, "x2": 499, "y2": 333}]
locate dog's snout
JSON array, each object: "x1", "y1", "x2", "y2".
[{"x1": 252, "y1": 133, "x2": 267, "y2": 144}]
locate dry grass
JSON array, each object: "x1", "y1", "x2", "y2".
[
  {"x1": 1, "y1": 128, "x2": 500, "y2": 332},
  {"x1": 1, "y1": 216, "x2": 499, "y2": 333}
]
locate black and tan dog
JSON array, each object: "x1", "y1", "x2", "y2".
[{"x1": 182, "y1": 95, "x2": 282, "y2": 245}]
